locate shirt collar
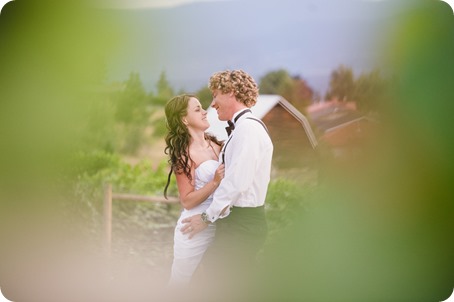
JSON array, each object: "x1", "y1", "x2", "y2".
[{"x1": 232, "y1": 108, "x2": 251, "y2": 125}]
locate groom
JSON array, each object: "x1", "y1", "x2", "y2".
[{"x1": 181, "y1": 69, "x2": 273, "y2": 287}]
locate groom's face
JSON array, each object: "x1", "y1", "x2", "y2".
[{"x1": 210, "y1": 90, "x2": 234, "y2": 121}]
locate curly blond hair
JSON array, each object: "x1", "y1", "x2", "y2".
[{"x1": 208, "y1": 69, "x2": 259, "y2": 107}]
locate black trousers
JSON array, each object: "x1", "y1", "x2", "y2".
[{"x1": 195, "y1": 206, "x2": 268, "y2": 287}]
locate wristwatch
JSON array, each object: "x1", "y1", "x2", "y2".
[{"x1": 201, "y1": 212, "x2": 211, "y2": 224}]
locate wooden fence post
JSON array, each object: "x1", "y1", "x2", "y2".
[
  {"x1": 102, "y1": 184, "x2": 179, "y2": 257},
  {"x1": 103, "y1": 183, "x2": 112, "y2": 257}
]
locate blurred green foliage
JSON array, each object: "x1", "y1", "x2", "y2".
[
  {"x1": 71, "y1": 150, "x2": 175, "y2": 196},
  {"x1": 66, "y1": 150, "x2": 179, "y2": 238},
  {"x1": 113, "y1": 72, "x2": 149, "y2": 125},
  {"x1": 326, "y1": 65, "x2": 389, "y2": 113},
  {"x1": 259, "y1": 69, "x2": 314, "y2": 113},
  {"x1": 2, "y1": 1, "x2": 452, "y2": 301},
  {"x1": 265, "y1": 178, "x2": 315, "y2": 239},
  {"x1": 69, "y1": 148, "x2": 314, "y2": 230},
  {"x1": 196, "y1": 86, "x2": 213, "y2": 109},
  {"x1": 256, "y1": 2, "x2": 454, "y2": 301},
  {"x1": 155, "y1": 71, "x2": 175, "y2": 104},
  {"x1": 325, "y1": 64, "x2": 355, "y2": 101}
]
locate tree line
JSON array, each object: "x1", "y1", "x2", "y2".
[{"x1": 94, "y1": 66, "x2": 388, "y2": 157}]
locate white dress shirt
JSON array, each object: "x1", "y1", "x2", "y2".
[{"x1": 205, "y1": 109, "x2": 273, "y2": 222}]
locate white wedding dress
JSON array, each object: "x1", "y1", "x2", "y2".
[{"x1": 169, "y1": 159, "x2": 219, "y2": 285}]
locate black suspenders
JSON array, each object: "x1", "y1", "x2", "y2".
[
  {"x1": 246, "y1": 117, "x2": 270, "y2": 135},
  {"x1": 221, "y1": 117, "x2": 269, "y2": 164}
]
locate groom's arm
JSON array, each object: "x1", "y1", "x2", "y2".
[
  {"x1": 180, "y1": 205, "x2": 230, "y2": 239},
  {"x1": 180, "y1": 214, "x2": 208, "y2": 239},
  {"x1": 205, "y1": 122, "x2": 263, "y2": 221},
  {"x1": 181, "y1": 121, "x2": 267, "y2": 237}
]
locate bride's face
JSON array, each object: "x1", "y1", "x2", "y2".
[{"x1": 183, "y1": 97, "x2": 210, "y2": 131}]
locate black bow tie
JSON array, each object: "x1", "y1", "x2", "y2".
[
  {"x1": 225, "y1": 120, "x2": 235, "y2": 136},
  {"x1": 224, "y1": 109, "x2": 252, "y2": 136}
]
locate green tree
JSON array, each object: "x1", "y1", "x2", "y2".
[
  {"x1": 288, "y1": 75, "x2": 314, "y2": 113},
  {"x1": 325, "y1": 65, "x2": 388, "y2": 113},
  {"x1": 260, "y1": 69, "x2": 314, "y2": 113},
  {"x1": 326, "y1": 65, "x2": 355, "y2": 101},
  {"x1": 152, "y1": 71, "x2": 174, "y2": 106},
  {"x1": 111, "y1": 72, "x2": 150, "y2": 154},
  {"x1": 259, "y1": 69, "x2": 294, "y2": 97},
  {"x1": 353, "y1": 69, "x2": 387, "y2": 113},
  {"x1": 114, "y1": 72, "x2": 148, "y2": 124},
  {"x1": 196, "y1": 86, "x2": 213, "y2": 109},
  {"x1": 149, "y1": 71, "x2": 177, "y2": 137}
]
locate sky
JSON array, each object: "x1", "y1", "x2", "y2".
[
  {"x1": 102, "y1": 0, "x2": 408, "y2": 96},
  {"x1": 1, "y1": 0, "x2": 452, "y2": 96},
  {"x1": 99, "y1": 0, "x2": 228, "y2": 9},
  {"x1": 96, "y1": 0, "x2": 454, "y2": 10},
  {"x1": 0, "y1": 0, "x2": 391, "y2": 10}
]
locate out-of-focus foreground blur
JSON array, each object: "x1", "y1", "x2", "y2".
[
  {"x1": 0, "y1": 0, "x2": 453, "y2": 301},
  {"x1": 259, "y1": 1, "x2": 454, "y2": 302}
]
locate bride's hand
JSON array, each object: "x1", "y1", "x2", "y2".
[{"x1": 213, "y1": 164, "x2": 225, "y2": 184}]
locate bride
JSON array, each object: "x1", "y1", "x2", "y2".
[{"x1": 163, "y1": 94, "x2": 224, "y2": 285}]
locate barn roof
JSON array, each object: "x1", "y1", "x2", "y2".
[
  {"x1": 206, "y1": 94, "x2": 318, "y2": 148},
  {"x1": 307, "y1": 100, "x2": 369, "y2": 133}
]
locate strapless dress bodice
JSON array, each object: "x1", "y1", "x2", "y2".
[{"x1": 194, "y1": 159, "x2": 220, "y2": 191}]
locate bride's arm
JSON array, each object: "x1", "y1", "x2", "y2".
[{"x1": 176, "y1": 164, "x2": 224, "y2": 210}]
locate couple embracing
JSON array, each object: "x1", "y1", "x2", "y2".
[{"x1": 163, "y1": 70, "x2": 273, "y2": 292}]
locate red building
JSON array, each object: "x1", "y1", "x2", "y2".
[
  {"x1": 206, "y1": 95, "x2": 318, "y2": 169},
  {"x1": 307, "y1": 100, "x2": 378, "y2": 159}
]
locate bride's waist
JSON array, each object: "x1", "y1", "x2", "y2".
[{"x1": 180, "y1": 199, "x2": 212, "y2": 217}]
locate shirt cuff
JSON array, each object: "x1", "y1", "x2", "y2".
[{"x1": 206, "y1": 206, "x2": 231, "y2": 222}]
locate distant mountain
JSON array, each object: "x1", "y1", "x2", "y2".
[{"x1": 105, "y1": 0, "x2": 405, "y2": 96}]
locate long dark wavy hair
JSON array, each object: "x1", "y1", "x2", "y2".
[{"x1": 163, "y1": 94, "x2": 222, "y2": 198}]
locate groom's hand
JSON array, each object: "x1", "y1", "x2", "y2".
[{"x1": 181, "y1": 214, "x2": 208, "y2": 239}]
